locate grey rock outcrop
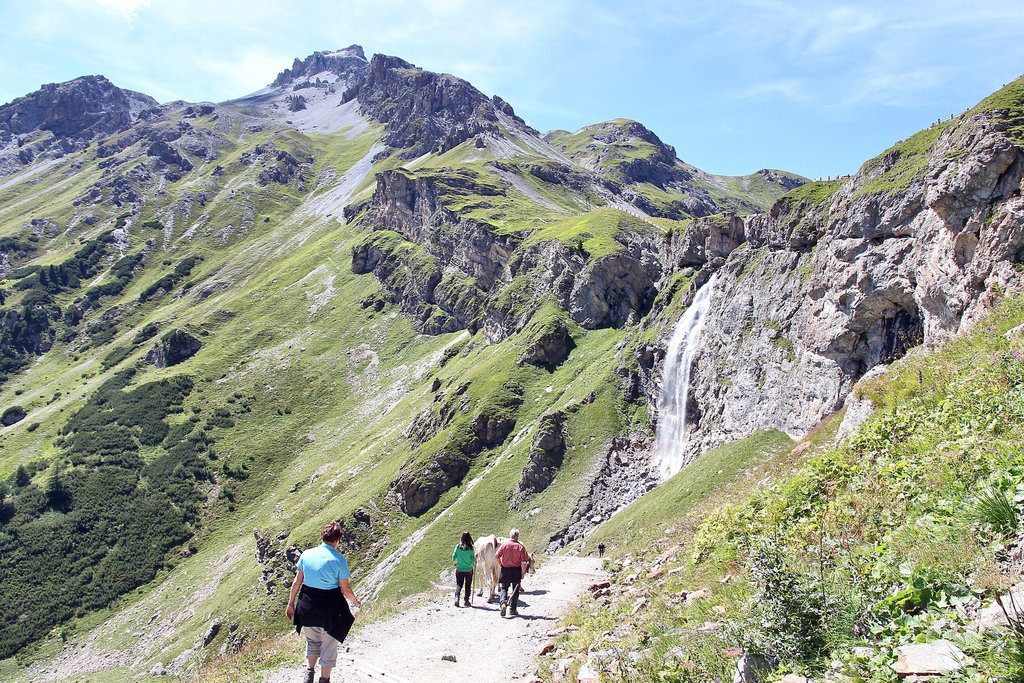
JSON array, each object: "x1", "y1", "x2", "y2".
[
  {"x1": 656, "y1": 107, "x2": 1024, "y2": 463},
  {"x1": 392, "y1": 382, "x2": 523, "y2": 516},
  {"x1": 147, "y1": 329, "x2": 202, "y2": 368},
  {"x1": 343, "y1": 53, "x2": 530, "y2": 159},
  {"x1": 976, "y1": 584, "x2": 1024, "y2": 630},
  {"x1": 270, "y1": 46, "x2": 368, "y2": 88},
  {"x1": 0, "y1": 75, "x2": 156, "y2": 177},
  {"x1": 354, "y1": 167, "x2": 663, "y2": 340},
  {"x1": 509, "y1": 223, "x2": 661, "y2": 331},
  {"x1": 519, "y1": 317, "x2": 573, "y2": 367},
  {"x1": 892, "y1": 640, "x2": 969, "y2": 676},
  {"x1": 733, "y1": 653, "x2": 771, "y2": 683},
  {"x1": 545, "y1": 120, "x2": 806, "y2": 218},
  {"x1": 549, "y1": 432, "x2": 659, "y2": 550},
  {"x1": 515, "y1": 411, "x2": 566, "y2": 502},
  {"x1": 391, "y1": 445, "x2": 475, "y2": 517}
]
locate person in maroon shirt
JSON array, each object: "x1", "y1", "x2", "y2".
[{"x1": 495, "y1": 529, "x2": 532, "y2": 617}]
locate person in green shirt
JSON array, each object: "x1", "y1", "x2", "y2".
[{"x1": 452, "y1": 531, "x2": 476, "y2": 607}]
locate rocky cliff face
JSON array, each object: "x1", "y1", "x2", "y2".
[
  {"x1": 5, "y1": 47, "x2": 1020, "y2": 679},
  {"x1": 0, "y1": 76, "x2": 157, "y2": 177},
  {"x1": 270, "y1": 46, "x2": 368, "y2": 88},
  {"x1": 651, "y1": 106, "x2": 1024, "y2": 462},
  {"x1": 343, "y1": 53, "x2": 530, "y2": 159},
  {"x1": 352, "y1": 167, "x2": 664, "y2": 340}
]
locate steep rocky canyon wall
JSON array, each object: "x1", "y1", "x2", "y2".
[{"x1": 663, "y1": 111, "x2": 1024, "y2": 461}]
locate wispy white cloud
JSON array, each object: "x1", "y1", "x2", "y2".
[
  {"x1": 802, "y1": 5, "x2": 881, "y2": 55},
  {"x1": 740, "y1": 79, "x2": 810, "y2": 102},
  {"x1": 200, "y1": 46, "x2": 295, "y2": 95},
  {"x1": 838, "y1": 67, "x2": 948, "y2": 109},
  {"x1": 88, "y1": 0, "x2": 151, "y2": 18},
  {"x1": 2, "y1": 0, "x2": 1023, "y2": 177}
]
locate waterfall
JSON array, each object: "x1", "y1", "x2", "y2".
[{"x1": 655, "y1": 278, "x2": 715, "y2": 480}]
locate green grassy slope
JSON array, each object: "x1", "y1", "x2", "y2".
[
  {"x1": 0, "y1": 102, "x2": 667, "y2": 678},
  {"x1": 544, "y1": 119, "x2": 805, "y2": 216}
]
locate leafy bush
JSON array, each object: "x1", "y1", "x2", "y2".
[
  {"x1": 101, "y1": 345, "x2": 132, "y2": 370},
  {"x1": 139, "y1": 255, "x2": 200, "y2": 302},
  {"x1": 737, "y1": 539, "x2": 827, "y2": 664},
  {"x1": 1, "y1": 405, "x2": 27, "y2": 425},
  {"x1": 998, "y1": 349, "x2": 1024, "y2": 387},
  {"x1": 132, "y1": 323, "x2": 159, "y2": 344}
]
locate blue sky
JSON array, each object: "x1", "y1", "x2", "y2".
[{"x1": 1, "y1": 0, "x2": 1023, "y2": 179}]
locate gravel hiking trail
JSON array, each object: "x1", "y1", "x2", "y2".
[{"x1": 263, "y1": 555, "x2": 607, "y2": 683}]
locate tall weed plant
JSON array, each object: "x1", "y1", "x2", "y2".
[{"x1": 735, "y1": 538, "x2": 827, "y2": 664}]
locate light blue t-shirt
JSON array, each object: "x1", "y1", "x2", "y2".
[{"x1": 298, "y1": 543, "x2": 351, "y2": 589}]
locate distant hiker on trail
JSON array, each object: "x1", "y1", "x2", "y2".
[
  {"x1": 598, "y1": 542, "x2": 605, "y2": 557},
  {"x1": 495, "y1": 528, "x2": 532, "y2": 617},
  {"x1": 452, "y1": 530, "x2": 476, "y2": 607},
  {"x1": 286, "y1": 521, "x2": 362, "y2": 683}
]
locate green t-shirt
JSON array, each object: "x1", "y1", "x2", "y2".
[{"x1": 452, "y1": 544, "x2": 475, "y2": 572}]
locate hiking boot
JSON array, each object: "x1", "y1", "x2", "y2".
[
  {"x1": 464, "y1": 596, "x2": 471, "y2": 607},
  {"x1": 510, "y1": 608, "x2": 519, "y2": 616},
  {"x1": 455, "y1": 596, "x2": 461, "y2": 607},
  {"x1": 303, "y1": 668, "x2": 315, "y2": 683},
  {"x1": 499, "y1": 601, "x2": 507, "y2": 617}
]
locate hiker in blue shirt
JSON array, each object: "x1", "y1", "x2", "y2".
[{"x1": 286, "y1": 522, "x2": 361, "y2": 683}]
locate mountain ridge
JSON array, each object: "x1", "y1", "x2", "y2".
[{"x1": 0, "y1": 49, "x2": 1020, "y2": 681}]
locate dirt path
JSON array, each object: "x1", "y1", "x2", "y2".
[{"x1": 263, "y1": 555, "x2": 607, "y2": 683}]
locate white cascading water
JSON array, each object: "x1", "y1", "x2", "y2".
[{"x1": 655, "y1": 278, "x2": 715, "y2": 480}]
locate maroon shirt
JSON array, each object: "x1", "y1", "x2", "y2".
[{"x1": 496, "y1": 539, "x2": 530, "y2": 568}]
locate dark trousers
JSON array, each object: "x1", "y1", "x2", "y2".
[
  {"x1": 455, "y1": 571, "x2": 473, "y2": 601},
  {"x1": 499, "y1": 566, "x2": 522, "y2": 609}
]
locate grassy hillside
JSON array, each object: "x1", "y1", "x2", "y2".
[
  {"x1": 0, "y1": 104, "x2": 665, "y2": 678},
  {"x1": 541, "y1": 295, "x2": 1024, "y2": 682},
  {"x1": 1, "y1": 65, "x2": 1018, "y2": 683}
]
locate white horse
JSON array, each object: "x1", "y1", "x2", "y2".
[{"x1": 473, "y1": 535, "x2": 534, "y2": 602}]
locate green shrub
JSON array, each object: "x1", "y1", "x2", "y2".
[
  {"x1": 737, "y1": 539, "x2": 827, "y2": 664},
  {"x1": 1, "y1": 405, "x2": 27, "y2": 425},
  {"x1": 998, "y1": 349, "x2": 1024, "y2": 387},
  {"x1": 0, "y1": 370, "x2": 207, "y2": 659}
]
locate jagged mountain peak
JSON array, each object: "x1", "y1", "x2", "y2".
[
  {"x1": 344, "y1": 51, "x2": 531, "y2": 159},
  {"x1": 575, "y1": 118, "x2": 673, "y2": 146},
  {"x1": 0, "y1": 74, "x2": 156, "y2": 138},
  {"x1": 269, "y1": 45, "x2": 368, "y2": 88},
  {"x1": 231, "y1": 47, "x2": 531, "y2": 149},
  {"x1": 543, "y1": 117, "x2": 804, "y2": 217},
  {"x1": 0, "y1": 74, "x2": 158, "y2": 177},
  {"x1": 1, "y1": 40, "x2": 1022, "y2": 683},
  {"x1": 545, "y1": 119, "x2": 677, "y2": 176}
]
